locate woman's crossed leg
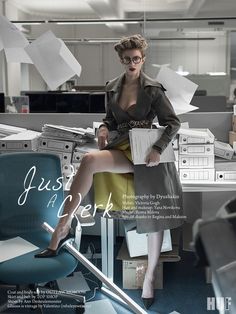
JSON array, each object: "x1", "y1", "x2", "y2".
[{"x1": 49, "y1": 149, "x2": 133, "y2": 250}]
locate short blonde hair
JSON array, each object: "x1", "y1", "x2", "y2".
[{"x1": 114, "y1": 34, "x2": 148, "y2": 58}]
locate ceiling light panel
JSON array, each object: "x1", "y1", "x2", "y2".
[{"x1": 12, "y1": 0, "x2": 93, "y2": 16}]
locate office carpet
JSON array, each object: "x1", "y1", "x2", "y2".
[{"x1": 0, "y1": 235, "x2": 218, "y2": 314}]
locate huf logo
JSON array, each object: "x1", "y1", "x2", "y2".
[{"x1": 207, "y1": 297, "x2": 231, "y2": 311}]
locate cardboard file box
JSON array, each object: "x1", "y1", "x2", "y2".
[
  {"x1": 125, "y1": 228, "x2": 172, "y2": 258},
  {"x1": 122, "y1": 259, "x2": 163, "y2": 290},
  {"x1": 117, "y1": 240, "x2": 180, "y2": 289},
  {"x1": 179, "y1": 155, "x2": 214, "y2": 168},
  {"x1": 179, "y1": 168, "x2": 215, "y2": 182},
  {"x1": 179, "y1": 144, "x2": 214, "y2": 155},
  {"x1": 214, "y1": 141, "x2": 234, "y2": 160},
  {"x1": 229, "y1": 131, "x2": 236, "y2": 146},
  {"x1": 232, "y1": 114, "x2": 236, "y2": 132}
]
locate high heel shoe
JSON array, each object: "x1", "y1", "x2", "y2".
[
  {"x1": 34, "y1": 230, "x2": 74, "y2": 258},
  {"x1": 141, "y1": 275, "x2": 155, "y2": 310},
  {"x1": 141, "y1": 297, "x2": 154, "y2": 310}
]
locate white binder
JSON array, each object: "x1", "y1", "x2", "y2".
[
  {"x1": 129, "y1": 128, "x2": 175, "y2": 165},
  {"x1": 179, "y1": 168, "x2": 215, "y2": 182},
  {"x1": 0, "y1": 130, "x2": 41, "y2": 151},
  {"x1": 38, "y1": 137, "x2": 74, "y2": 153},
  {"x1": 179, "y1": 128, "x2": 214, "y2": 145},
  {"x1": 214, "y1": 141, "x2": 234, "y2": 160},
  {"x1": 216, "y1": 171, "x2": 236, "y2": 181},
  {"x1": 179, "y1": 144, "x2": 214, "y2": 155},
  {"x1": 179, "y1": 155, "x2": 215, "y2": 168}
]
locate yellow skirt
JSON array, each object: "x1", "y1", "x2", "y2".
[{"x1": 93, "y1": 140, "x2": 135, "y2": 211}]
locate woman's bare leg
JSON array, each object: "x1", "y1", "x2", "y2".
[
  {"x1": 49, "y1": 149, "x2": 133, "y2": 250},
  {"x1": 141, "y1": 231, "x2": 164, "y2": 298}
]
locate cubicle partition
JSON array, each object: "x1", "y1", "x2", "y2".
[{"x1": 0, "y1": 111, "x2": 233, "y2": 138}]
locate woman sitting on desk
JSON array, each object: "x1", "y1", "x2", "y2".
[{"x1": 36, "y1": 34, "x2": 184, "y2": 309}]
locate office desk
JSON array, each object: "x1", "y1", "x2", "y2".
[{"x1": 182, "y1": 182, "x2": 236, "y2": 192}]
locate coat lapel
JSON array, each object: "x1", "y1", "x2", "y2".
[{"x1": 105, "y1": 71, "x2": 165, "y2": 116}]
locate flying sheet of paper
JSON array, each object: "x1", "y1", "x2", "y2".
[
  {"x1": 0, "y1": 15, "x2": 32, "y2": 63},
  {"x1": 25, "y1": 31, "x2": 82, "y2": 90},
  {"x1": 4, "y1": 47, "x2": 32, "y2": 63},
  {"x1": 129, "y1": 128, "x2": 175, "y2": 165},
  {"x1": 156, "y1": 66, "x2": 199, "y2": 115},
  {"x1": 0, "y1": 236, "x2": 39, "y2": 262}
]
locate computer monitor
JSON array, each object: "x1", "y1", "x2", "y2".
[
  {"x1": 24, "y1": 92, "x2": 57, "y2": 113},
  {"x1": 23, "y1": 92, "x2": 90, "y2": 113},
  {"x1": 57, "y1": 92, "x2": 90, "y2": 113},
  {"x1": 89, "y1": 92, "x2": 105, "y2": 113},
  {"x1": 0, "y1": 93, "x2": 5, "y2": 113}
]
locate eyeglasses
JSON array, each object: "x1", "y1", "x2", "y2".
[{"x1": 122, "y1": 56, "x2": 143, "y2": 65}]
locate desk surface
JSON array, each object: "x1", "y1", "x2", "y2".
[{"x1": 182, "y1": 181, "x2": 236, "y2": 192}]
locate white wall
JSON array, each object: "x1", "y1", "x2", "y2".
[{"x1": 4, "y1": 1, "x2": 21, "y2": 96}]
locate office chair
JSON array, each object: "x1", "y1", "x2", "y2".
[
  {"x1": 193, "y1": 197, "x2": 236, "y2": 314},
  {"x1": 0, "y1": 152, "x2": 84, "y2": 313}
]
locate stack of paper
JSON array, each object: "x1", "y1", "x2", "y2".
[
  {"x1": 129, "y1": 128, "x2": 175, "y2": 165},
  {"x1": 25, "y1": 31, "x2": 82, "y2": 90},
  {"x1": 42, "y1": 124, "x2": 95, "y2": 142}
]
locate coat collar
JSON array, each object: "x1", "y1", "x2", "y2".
[{"x1": 105, "y1": 71, "x2": 163, "y2": 92}]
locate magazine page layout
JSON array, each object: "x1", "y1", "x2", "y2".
[{"x1": 0, "y1": 4, "x2": 236, "y2": 314}]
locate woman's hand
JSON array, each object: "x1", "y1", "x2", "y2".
[
  {"x1": 145, "y1": 148, "x2": 161, "y2": 167},
  {"x1": 97, "y1": 126, "x2": 109, "y2": 149}
]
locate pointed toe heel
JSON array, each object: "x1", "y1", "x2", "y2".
[
  {"x1": 34, "y1": 231, "x2": 74, "y2": 258},
  {"x1": 34, "y1": 248, "x2": 57, "y2": 258},
  {"x1": 141, "y1": 297, "x2": 154, "y2": 310}
]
